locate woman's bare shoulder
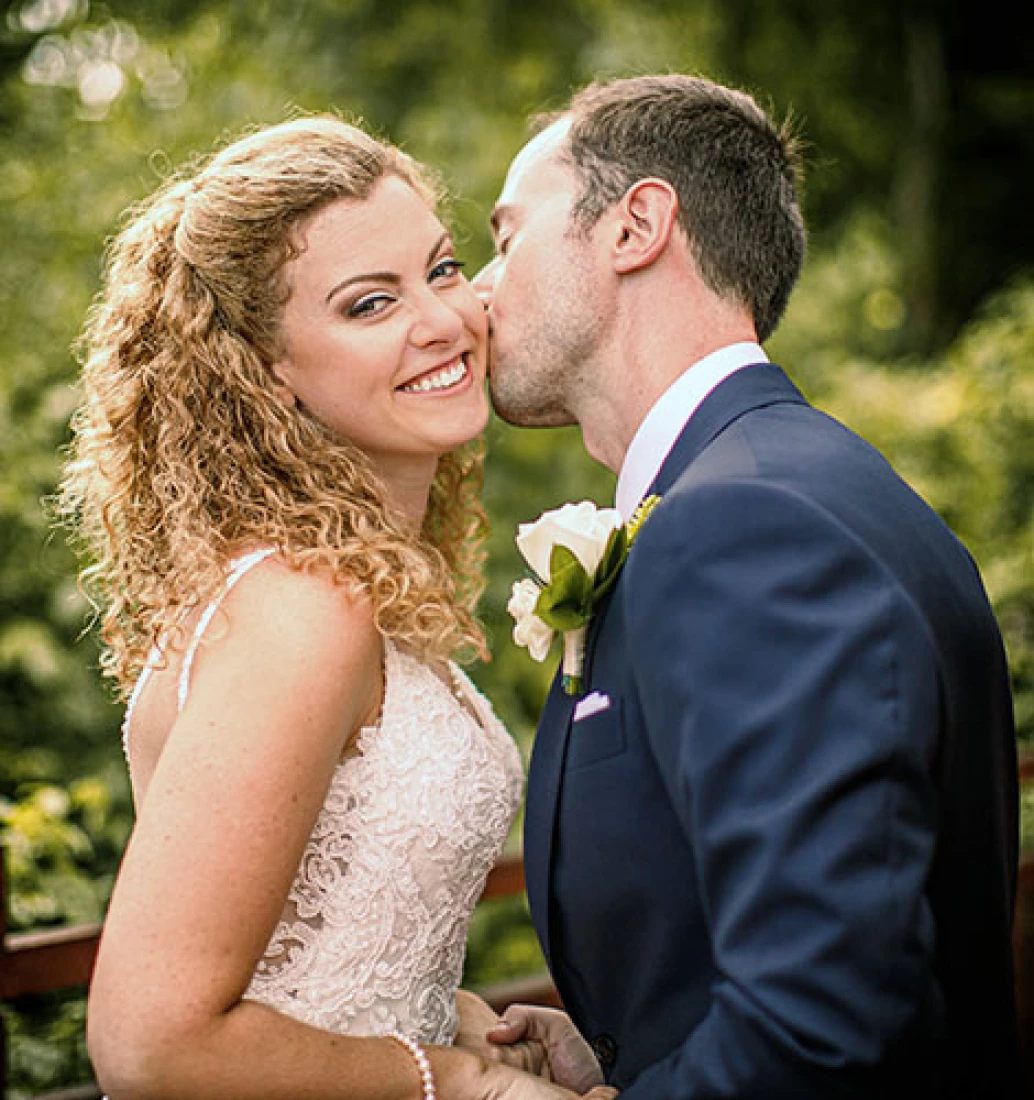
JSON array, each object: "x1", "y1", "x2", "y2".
[
  {"x1": 220, "y1": 553, "x2": 380, "y2": 656},
  {"x1": 178, "y1": 552, "x2": 384, "y2": 743}
]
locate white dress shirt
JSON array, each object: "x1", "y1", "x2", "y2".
[{"x1": 614, "y1": 342, "x2": 769, "y2": 520}]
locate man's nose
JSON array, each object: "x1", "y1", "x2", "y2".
[{"x1": 472, "y1": 257, "x2": 498, "y2": 308}]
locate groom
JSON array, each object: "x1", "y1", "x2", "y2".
[{"x1": 476, "y1": 75, "x2": 1021, "y2": 1097}]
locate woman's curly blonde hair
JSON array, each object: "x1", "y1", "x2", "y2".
[{"x1": 58, "y1": 114, "x2": 488, "y2": 697}]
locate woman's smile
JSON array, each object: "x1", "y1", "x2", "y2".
[{"x1": 398, "y1": 354, "x2": 473, "y2": 395}]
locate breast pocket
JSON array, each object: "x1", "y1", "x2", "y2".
[{"x1": 565, "y1": 695, "x2": 627, "y2": 771}]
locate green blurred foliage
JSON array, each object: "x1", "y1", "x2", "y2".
[
  {"x1": 0, "y1": 779, "x2": 128, "y2": 1096},
  {"x1": 0, "y1": 0, "x2": 1031, "y2": 1090},
  {"x1": 1, "y1": 779, "x2": 128, "y2": 928}
]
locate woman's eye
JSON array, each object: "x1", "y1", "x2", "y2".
[
  {"x1": 430, "y1": 258, "x2": 465, "y2": 282},
  {"x1": 348, "y1": 293, "x2": 394, "y2": 318}
]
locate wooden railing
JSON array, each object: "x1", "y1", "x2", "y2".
[{"x1": 0, "y1": 851, "x2": 556, "y2": 1099}]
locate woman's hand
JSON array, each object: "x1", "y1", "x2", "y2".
[
  {"x1": 434, "y1": 1026, "x2": 618, "y2": 1100},
  {"x1": 467, "y1": 1058, "x2": 617, "y2": 1100},
  {"x1": 454, "y1": 990, "x2": 550, "y2": 1077},
  {"x1": 486, "y1": 1005, "x2": 604, "y2": 1093}
]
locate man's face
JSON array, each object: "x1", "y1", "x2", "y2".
[{"x1": 475, "y1": 119, "x2": 606, "y2": 427}]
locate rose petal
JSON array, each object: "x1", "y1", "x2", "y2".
[
  {"x1": 507, "y1": 578, "x2": 541, "y2": 620},
  {"x1": 507, "y1": 578, "x2": 555, "y2": 661},
  {"x1": 516, "y1": 501, "x2": 623, "y2": 579},
  {"x1": 516, "y1": 614, "x2": 554, "y2": 662}
]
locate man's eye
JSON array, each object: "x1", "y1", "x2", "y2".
[
  {"x1": 348, "y1": 293, "x2": 394, "y2": 318},
  {"x1": 497, "y1": 236, "x2": 511, "y2": 257},
  {"x1": 430, "y1": 258, "x2": 465, "y2": 281}
]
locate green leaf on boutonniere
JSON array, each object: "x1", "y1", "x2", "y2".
[
  {"x1": 533, "y1": 544, "x2": 591, "y2": 631},
  {"x1": 588, "y1": 524, "x2": 628, "y2": 605},
  {"x1": 508, "y1": 497, "x2": 664, "y2": 692}
]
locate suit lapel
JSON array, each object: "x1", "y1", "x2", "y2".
[
  {"x1": 524, "y1": 363, "x2": 806, "y2": 966},
  {"x1": 648, "y1": 363, "x2": 806, "y2": 497},
  {"x1": 581, "y1": 365, "x2": 805, "y2": 681},
  {"x1": 523, "y1": 673, "x2": 577, "y2": 966}
]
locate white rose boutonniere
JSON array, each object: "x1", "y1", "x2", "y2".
[
  {"x1": 507, "y1": 496, "x2": 661, "y2": 695},
  {"x1": 507, "y1": 578, "x2": 555, "y2": 662}
]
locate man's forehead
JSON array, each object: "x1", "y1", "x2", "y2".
[{"x1": 496, "y1": 117, "x2": 573, "y2": 211}]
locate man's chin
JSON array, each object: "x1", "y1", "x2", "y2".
[
  {"x1": 487, "y1": 367, "x2": 576, "y2": 428},
  {"x1": 489, "y1": 403, "x2": 577, "y2": 429}
]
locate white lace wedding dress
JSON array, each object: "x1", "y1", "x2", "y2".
[{"x1": 122, "y1": 549, "x2": 525, "y2": 1045}]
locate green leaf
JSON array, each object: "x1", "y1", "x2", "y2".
[
  {"x1": 546, "y1": 543, "x2": 592, "y2": 606},
  {"x1": 590, "y1": 526, "x2": 628, "y2": 605},
  {"x1": 534, "y1": 602, "x2": 587, "y2": 632},
  {"x1": 533, "y1": 544, "x2": 591, "y2": 630}
]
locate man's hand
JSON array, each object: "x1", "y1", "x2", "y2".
[
  {"x1": 454, "y1": 990, "x2": 549, "y2": 1077},
  {"x1": 486, "y1": 1004, "x2": 605, "y2": 1093},
  {"x1": 474, "y1": 1059, "x2": 617, "y2": 1100}
]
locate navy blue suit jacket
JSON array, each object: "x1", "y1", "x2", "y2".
[{"x1": 524, "y1": 365, "x2": 1020, "y2": 1097}]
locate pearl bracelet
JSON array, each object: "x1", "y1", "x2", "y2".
[{"x1": 388, "y1": 1030, "x2": 437, "y2": 1100}]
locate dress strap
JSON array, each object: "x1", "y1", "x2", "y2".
[
  {"x1": 120, "y1": 644, "x2": 162, "y2": 763},
  {"x1": 177, "y1": 548, "x2": 276, "y2": 712}
]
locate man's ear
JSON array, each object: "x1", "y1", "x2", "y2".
[
  {"x1": 611, "y1": 178, "x2": 680, "y2": 275},
  {"x1": 268, "y1": 361, "x2": 299, "y2": 407}
]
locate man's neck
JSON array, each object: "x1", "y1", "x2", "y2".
[
  {"x1": 574, "y1": 312, "x2": 759, "y2": 475},
  {"x1": 613, "y1": 341, "x2": 767, "y2": 518}
]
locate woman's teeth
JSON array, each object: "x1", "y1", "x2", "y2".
[{"x1": 400, "y1": 358, "x2": 468, "y2": 394}]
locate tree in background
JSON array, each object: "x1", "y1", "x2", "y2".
[{"x1": 0, "y1": 0, "x2": 1031, "y2": 1090}]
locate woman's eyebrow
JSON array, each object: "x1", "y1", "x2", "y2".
[{"x1": 324, "y1": 232, "x2": 452, "y2": 304}]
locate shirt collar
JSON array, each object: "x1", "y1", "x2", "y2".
[{"x1": 615, "y1": 342, "x2": 768, "y2": 520}]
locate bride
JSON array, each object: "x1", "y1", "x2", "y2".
[{"x1": 60, "y1": 114, "x2": 613, "y2": 1100}]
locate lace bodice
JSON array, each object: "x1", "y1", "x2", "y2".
[{"x1": 122, "y1": 550, "x2": 524, "y2": 1045}]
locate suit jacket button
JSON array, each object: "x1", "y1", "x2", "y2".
[{"x1": 591, "y1": 1033, "x2": 618, "y2": 1072}]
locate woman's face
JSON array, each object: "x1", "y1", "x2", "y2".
[{"x1": 273, "y1": 175, "x2": 489, "y2": 490}]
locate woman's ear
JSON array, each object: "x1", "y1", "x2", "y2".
[
  {"x1": 268, "y1": 361, "x2": 299, "y2": 407},
  {"x1": 611, "y1": 178, "x2": 680, "y2": 275}
]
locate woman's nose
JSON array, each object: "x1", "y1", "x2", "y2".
[{"x1": 410, "y1": 288, "x2": 466, "y2": 346}]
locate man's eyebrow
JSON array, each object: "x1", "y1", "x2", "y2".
[
  {"x1": 324, "y1": 232, "x2": 452, "y2": 304},
  {"x1": 489, "y1": 205, "x2": 512, "y2": 237}
]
